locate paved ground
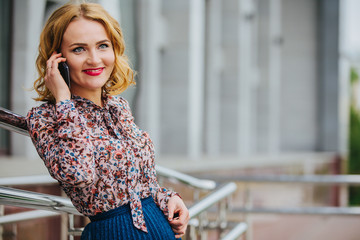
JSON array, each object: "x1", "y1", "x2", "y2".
[{"x1": 249, "y1": 214, "x2": 360, "y2": 240}]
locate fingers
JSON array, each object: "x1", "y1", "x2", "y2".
[
  {"x1": 170, "y1": 215, "x2": 188, "y2": 238},
  {"x1": 172, "y1": 208, "x2": 189, "y2": 227},
  {"x1": 44, "y1": 52, "x2": 67, "y2": 88},
  {"x1": 168, "y1": 203, "x2": 175, "y2": 222},
  {"x1": 168, "y1": 196, "x2": 181, "y2": 222},
  {"x1": 46, "y1": 52, "x2": 66, "y2": 74},
  {"x1": 168, "y1": 196, "x2": 190, "y2": 238},
  {"x1": 44, "y1": 52, "x2": 70, "y2": 102}
]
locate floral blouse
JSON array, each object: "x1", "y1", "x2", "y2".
[{"x1": 26, "y1": 95, "x2": 177, "y2": 232}]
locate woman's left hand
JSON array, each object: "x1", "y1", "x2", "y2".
[{"x1": 168, "y1": 195, "x2": 190, "y2": 239}]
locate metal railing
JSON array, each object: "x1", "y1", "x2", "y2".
[
  {"x1": 156, "y1": 165, "x2": 217, "y2": 190},
  {"x1": 197, "y1": 174, "x2": 360, "y2": 240},
  {"x1": 0, "y1": 209, "x2": 60, "y2": 225},
  {"x1": 0, "y1": 180, "x2": 241, "y2": 239},
  {"x1": 198, "y1": 174, "x2": 360, "y2": 214},
  {"x1": 0, "y1": 186, "x2": 79, "y2": 215},
  {"x1": 0, "y1": 107, "x2": 245, "y2": 240},
  {"x1": 203, "y1": 174, "x2": 360, "y2": 185},
  {"x1": 0, "y1": 107, "x2": 28, "y2": 136}
]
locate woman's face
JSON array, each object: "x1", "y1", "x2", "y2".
[{"x1": 60, "y1": 17, "x2": 115, "y2": 97}]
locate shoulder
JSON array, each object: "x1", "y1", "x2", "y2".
[
  {"x1": 108, "y1": 95, "x2": 130, "y2": 108},
  {"x1": 26, "y1": 102, "x2": 57, "y2": 136},
  {"x1": 27, "y1": 102, "x2": 56, "y2": 121},
  {"x1": 107, "y1": 95, "x2": 134, "y2": 120},
  {"x1": 108, "y1": 95, "x2": 133, "y2": 114}
]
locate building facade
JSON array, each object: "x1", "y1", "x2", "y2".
[{"x1": 0, "y1": 0, "x2": 345, "y2": 174}]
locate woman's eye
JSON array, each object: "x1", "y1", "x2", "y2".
[
  {"x1": 99, "y1": 43, "x2": 109, "y2": 49},
  {"x1": 72, "y1": 47, "x2": 84, "y2": 53}
]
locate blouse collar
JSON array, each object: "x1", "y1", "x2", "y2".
[{"x1": 71, "y1": 94, "x2": 120, "y2": 113}]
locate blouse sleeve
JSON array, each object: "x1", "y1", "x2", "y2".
[{"x1": 26, "y1": 100, "x2": 95, "y2": 187}]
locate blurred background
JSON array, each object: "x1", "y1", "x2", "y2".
[{"x1": 1, "y1": 0, "x2": 360, "y2": 239}]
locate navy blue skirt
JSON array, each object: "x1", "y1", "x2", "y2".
[{"x1": 81, "y1": 197, "x2": 179, "y2": 240}]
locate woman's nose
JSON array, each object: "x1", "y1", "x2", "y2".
[{"x1": 86, "y1": 50, "x2": 101, "y2": 65}]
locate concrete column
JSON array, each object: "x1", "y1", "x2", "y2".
[
  {"x1": 268, "y1": 0, "x2": 282, "y2": 153},
  {"x1": 205, "y1": 0, "x2": 222, "y2": 156},
  {"x1": 238, "y1": 0, "x2": 257, "y2": 156},
  {"x1": 188, "y1": 0, "x2": 205, "y2": 159},
  {"x1": 317, "y1": 0, "x2": 340, "y2": 152},
  {"x1": 137, "y1": 0, "x2": 164, "y2": 152},
  {"x1": 11, "y1": 0, "x2": 46, "y2": 159}
]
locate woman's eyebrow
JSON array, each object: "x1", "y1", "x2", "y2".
[
  {"x1": 69, "y1": 42, "x2": 87, "y2": 47},
  {"x1": 97, "y1": 39, "x2": 111, "y2": 44},
  {"x1": 69, "y1": 39, "x2": 111, "y2": 47}
]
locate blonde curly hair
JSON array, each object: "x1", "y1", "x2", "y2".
[{"x1": 33, "y1": 2, "x2": 135, "y2": 102}]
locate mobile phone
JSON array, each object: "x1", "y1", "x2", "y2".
[{"x1": 58, "y1": 62, "x2": 71, "y2": 88}]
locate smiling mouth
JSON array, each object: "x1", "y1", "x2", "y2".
[{"x1": 83, "y1": 68, "x2": 104, "y2": 76}]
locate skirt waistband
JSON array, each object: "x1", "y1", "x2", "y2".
[{"x1": 89, "y1": 197, "x2": 153, "y2": 222}]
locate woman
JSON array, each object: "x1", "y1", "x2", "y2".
[{"x1": 26, "y1": 2, "x2": 189, "y2": 239}]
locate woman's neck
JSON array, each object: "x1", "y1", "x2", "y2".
[{"x1": 71, "y1": 89, "x2": 103, "y2": 107}]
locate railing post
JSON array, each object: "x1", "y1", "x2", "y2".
[
  {"x1": 9, "y1": 224, "x2": 16, "y2": 240},
  {"x1": 339, "y1": 184, "x2": 348, "y2": 207},
  {"x1": 60, "y1": 213, "x2": 68, "y2": 240},
  {"x1": 219, "y1": 199, "x2": 227, "y2": 234},
  {"x1": 193, "y1": 189, "x2": 200, "y2": 239},
  {"x1": 0, "y1": 205, "x2": 3, "y2": 240},
  {"x1": 68, "y1": 214, "x2": 75, "y2": 240},
  {"x1": 199, "y1": 211, "x2": 208, "y2": 240},
  {"x1": 189, "y1": 224, "x2": 197, "y2": 240},
  {"x1": 61, "y1": 190, "x2": 68, "y2": 240},
  {"x1": 244, "y1": 184, "x2": 252, "y2": 240}
]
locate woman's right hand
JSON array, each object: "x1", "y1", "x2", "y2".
[
  {"x1": 44, "y1": 52, "x2": 71, "y2": 103},
  {"x1": 168, "y1": 195, "x2": 189, "y2": 238}
]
